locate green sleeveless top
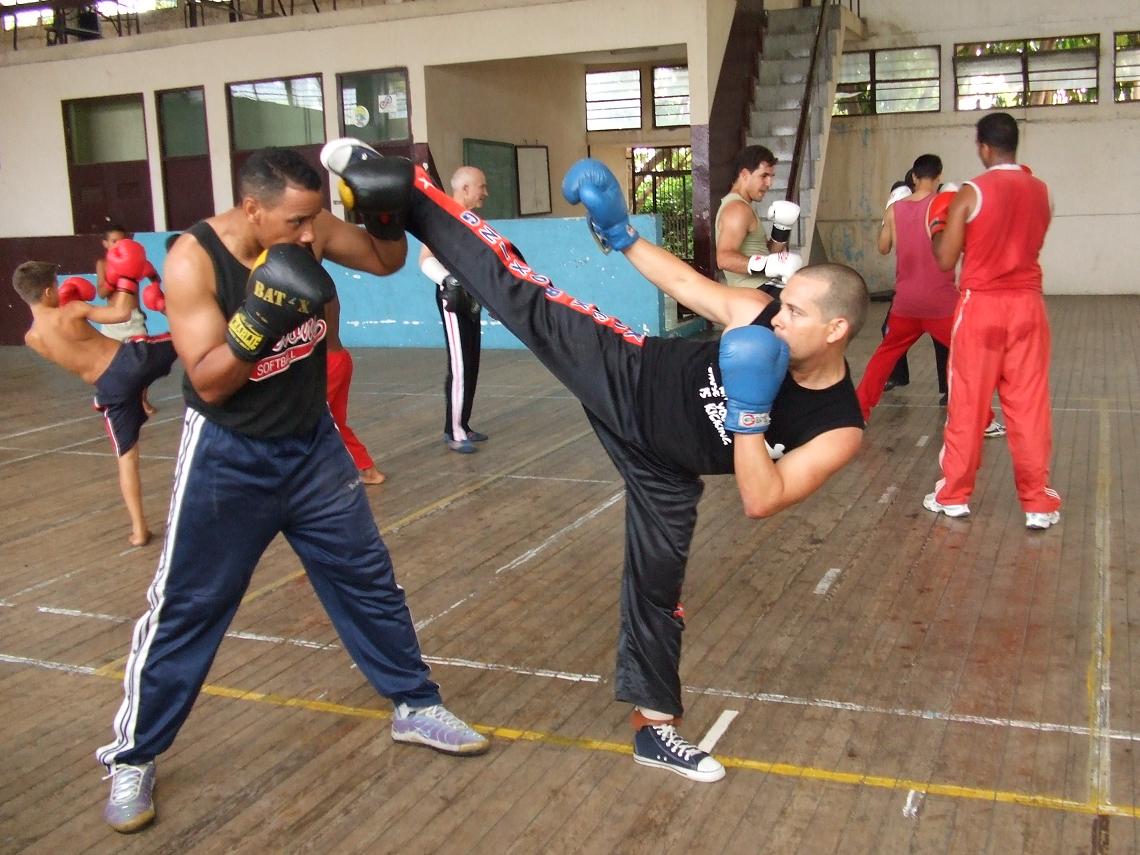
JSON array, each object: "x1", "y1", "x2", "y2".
[{"x1": 715, "y1": 192, "x2": 768, "y2": 287}]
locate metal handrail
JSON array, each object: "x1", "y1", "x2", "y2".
[{"x1": 784, "y1": 1, "x2": 830, "y2": 206}]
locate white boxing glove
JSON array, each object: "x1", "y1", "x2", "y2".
[
  {"x1": 767, "y1": 200, "x2": 801, "y2": 244},
  {"x1": 747, "y1": 249, "x2": 804, "y2": 280},
  {"x1": 885, "y1": 185, "x2": 911, "y2": 209}
]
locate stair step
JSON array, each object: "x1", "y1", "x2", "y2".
[
  {"x1": 761, "y1": 32, "x2": 814, "y2": 60},
  {"x1": 764, "y1": 6, "x2": 824, "y2": 35}
]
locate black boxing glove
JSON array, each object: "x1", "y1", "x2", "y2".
[
  {"x1": 225, "y1": 244, "x2": 335, "y2": 362},
  {"x1": 320, "y1": 138, "x2": 412, "y2": 241}
]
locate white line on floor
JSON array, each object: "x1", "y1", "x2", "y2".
[
  {"x1": 903, "y1": 789, "x2": 925, "y2": 818},
  {"x1": 916, "y1": 435, "x2": 930, "y2": 447},
  {"x1": 813, "y1": 568, "x2": 842, "y2": 595},
  {"x1": 698, "y1": 709, "x2": 739, "y2": 753}
]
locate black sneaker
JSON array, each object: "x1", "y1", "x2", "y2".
[{"x1": 633, "y1": 724, "x2": 725, "y2": 783}]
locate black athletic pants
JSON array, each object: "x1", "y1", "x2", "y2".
[{"x1": 408, "y1": 173, "x2": 701, "y2": 716}]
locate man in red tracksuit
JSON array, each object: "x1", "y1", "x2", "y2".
[{"x1": 922, "y1": 112, "x2": 1061, "y2": 530}]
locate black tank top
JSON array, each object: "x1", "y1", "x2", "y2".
[
  {"x1": 636, "y1": 301, "x2": 864, "y2": 475},
  {"x1": 182, "y1": 221, "x2": 329, "y2": 438}
]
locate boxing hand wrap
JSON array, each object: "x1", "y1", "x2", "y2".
[
  {"x1": 767, "y1": 200, "x2": 800, "y2": 244},
  {"x1": 58, "y1": 276, "x2": 96, "y2": 306},
  {"x1": 561, "y1": 159, "x2": 639, "y2": 253},
  {"x1": 420, "y1": 255, "x2": 450, "y2": 287},
  {"x1": 321, "y1": 138, "x2": 412, "y2": 241},
  {"x1": 225, "y1": 244, "x2": 335, "y2": 362},
  {"x1": 925, "y1": 183, "x2": 959, "y2": 239},
  {"x1": 719, "y1": 326, "x2": 789, "y2": 434}
]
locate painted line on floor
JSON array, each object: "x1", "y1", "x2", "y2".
[
  {"x1": 903, "y1": 789, "x2": 924, "y2": 818},
  {"x1": 5, "y1": 651, "x2": 1137, "y2": 820},
  {"x1": 22, "y1": 606, "x2": 1140, "y2": 745},
  {"x1": 916, "y1": 435, "x2": 930, "y2": 448},
  {"x1": 239, "y1": 427, "x2": 595, "y2": 605},
  {"x1": 1088, "y1": 401, "x2": 1113, "y2": 805},
  {"x1": 698, "y1": 709, "x2": 739, "y2": 753},
  {"x1": 813, "y1": 568, "x2": 842, "y2": 596}
]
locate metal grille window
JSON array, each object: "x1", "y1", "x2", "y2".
[
  {"x1": 833, "y1": 47, "x2": 939, "y2": 116},
  {"x1": 955, "y1": 35, "x2": 1099, "y2": 110},
  {"x1": 586, "y1": 70, "x2": 642, "y2": 131},
  {"x1": 1117, "y1": 32, "x2": 1140, "y2": 102},
  {"x1": 653, "y1": 66, "x2": 690, "y2": 127},
  {"x1": 630, "y1": 146, "x2": 694, "y2": 320}
]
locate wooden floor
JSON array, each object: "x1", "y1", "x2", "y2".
[{"x1": 2, "y1": 295, "x2": 1138, "y2": 854}]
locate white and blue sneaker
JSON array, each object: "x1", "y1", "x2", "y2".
[
  {"x1": 103, "y1": 761, "x2": 156, "y2": 833},
  {"x1": 391, "y1": 703, "x2": 489, "y2": 755},
  {"x1": 633, "y1": 724, "x2": 725, "y2": 783},
  {"x1": 923, "y1": 492, "x2": 970, "y2": 518},
  {"x1": 1026, "y1": 511, "x2": 1061, "y2": 530}
]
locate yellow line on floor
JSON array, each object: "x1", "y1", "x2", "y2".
[
  {"x1": 79, "y1": 666, "x2": 1136, "y2": 821},
  {"x1": 238, "y1": 428, "x2": 595, "y2": 605}
]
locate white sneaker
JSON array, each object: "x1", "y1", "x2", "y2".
[
  {"x1": 1026, "y1": 511, "x2": 1060, "y2": 530},
  {"x1": 984, "y1": 419, "x2": 1007, "y2": 438},
  {"x1": 923, "y1": 492, "x2": 970, "y2": 518}
]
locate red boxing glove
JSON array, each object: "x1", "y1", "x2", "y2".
[
  {"x1": 143, "y1": 281, "x2": 166, "y2": 313},
  {"x1": 925, "y1": 183, "x2": 958, "y2": 238},
  {"x1": 105, "y1": 239, "x2": 148, "y2": 294},
  {"x1": 58, "y1": 276, "x2": 96, "y2": 306}
]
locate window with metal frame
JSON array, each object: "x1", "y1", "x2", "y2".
[
  {"x1": 954, "y1": 35, "x2": 1099, "y2": 111},
  {"x1": 833, "y1": 46, "x2": 940, "y2": 116},
  {"x1": 653, "y1": 65, "x2": 690, "y2": 127},
  {"x1": 228, "y1": 75, "x2": 324, "y2": 151},
  {"x1": 586, "y1": 69, "x2": 642, "y2": 131},
  {"x1": 1116, "y1": 31, "x2": 1140, "y2": 102},
  {"x1": 338, "y1": 68, "x2": 410, "y2": 143}
]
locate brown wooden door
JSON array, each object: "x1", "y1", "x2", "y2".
[{"x1": 163, "y1": 155, "x2": 214, "y2": 229}]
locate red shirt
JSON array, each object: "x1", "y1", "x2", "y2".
[
  {"x1": 892, "y1": 195, "x2": 959, "y2": 318},
  {"x1": 960, "y1": 164, "x2": 1051, "y2": 292}
]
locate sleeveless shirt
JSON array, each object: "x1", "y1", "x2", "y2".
[
  {"x1": 636, "y1": 301, "x2": 864, "y2": 475},
  {"x1": 891, "y1": 196, "x2": 959, "y2": 318},
  {"x1": 182, "y1": 221, "x2": 329, "y2": 438},
  {"x1": 960, "y1": 165, "x2": 1050, "y2": 292},
  {"x1": 715, "y1": 192, "x2": 768, "y2": 287}
]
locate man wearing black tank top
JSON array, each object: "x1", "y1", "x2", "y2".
[
  {"x1": 96, "y1": 148, "x2": 487, "y2": 835},
  {"x1": 393, "y1": 154, "x2": 869, "y2": 784}
]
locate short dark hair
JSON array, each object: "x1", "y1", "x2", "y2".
[
  {"x1": 911, "y1": 154, "x2": 942, "y2": 180},
  {"x1": 102, "y1": 223, "x2": 129, "y2": 240},
  {"x1": 239, "y1": 148, "x2": 322, "y2": 204},
  {"x1": 12, "y1": 261, "x2": 57, "y2": 305},
  {"x1": 976, "y1": 112, "x2": 1019, "y2": 154},
  {"x1": 732, "y1": 145, "x2": 778, "y2": 177},
  {"x1": 805, "y1": 263, "x2": 870, "y2": 341}
]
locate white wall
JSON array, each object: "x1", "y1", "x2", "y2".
[
  {"x1": 817, "y1": 0, "x2": 1139, "y2": 294},
  {"x1": 0, "y1": 0, "x2": 719, "y2": 236}
]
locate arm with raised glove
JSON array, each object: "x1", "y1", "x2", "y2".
[
  {"x1": 563, "y1": 158, "x2": 769, "y2": 327},
  {"x1": 560, "y1": 158, "x2": 640, "y2": 253},
  {"x1": 58, "y1": 276, "x2": 96, "y2": 307},
  {"x1": 767, "y1": 200, "x2": 801, "y2": 248},
  {"x1": 225, "y1": 244, "x2": 336, "y2": 362}
]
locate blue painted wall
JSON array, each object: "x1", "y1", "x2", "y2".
[{"x1": 62, "y1": 215, "x2": 704, "y2": 347}]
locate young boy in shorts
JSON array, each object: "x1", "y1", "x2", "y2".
[{"x1": 12, "y1": 261, "x2": 177, "y2": 546}]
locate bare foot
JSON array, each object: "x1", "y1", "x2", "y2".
[
  {"x1": 360, "y1": 467, "x2": 386, "y2": 486},
  {"x1": 129, "y1": 529, "x2": 153, "y2": 547}
]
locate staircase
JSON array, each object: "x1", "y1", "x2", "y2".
[{"x1": 746, "y1": 4, "x2": 864, "y2": 259}]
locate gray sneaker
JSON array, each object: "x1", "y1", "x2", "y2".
[
  {"x1": 391, "y1": 703, "x2": 489, "y2": 755},
  {"x1": 1026, "y1": 510, "x2": 1061, "y2": 530},
  {"x1": 103, "y1": 761, "x2": 156, "y2": 833}
]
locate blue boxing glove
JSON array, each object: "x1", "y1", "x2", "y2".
[
  {"x1": 719, "y1": 326, "x2": 790, "y2": 434},
  {"x1": 561, "y1": 158, "x2": 639, "y2": 253}
]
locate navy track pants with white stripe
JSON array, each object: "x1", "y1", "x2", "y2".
[{"x1": 97, "y1": 408, "x2": 439, "y2": 767}]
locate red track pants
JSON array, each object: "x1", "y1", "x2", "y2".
[{"x1": 934, "y1": 289, "x2": 1061, "y2": 512}]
